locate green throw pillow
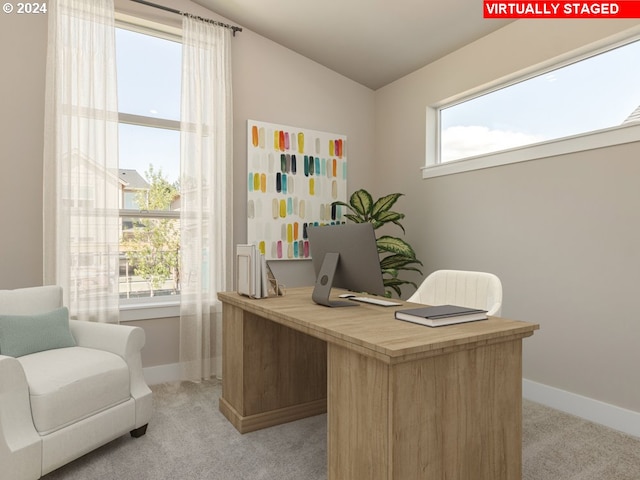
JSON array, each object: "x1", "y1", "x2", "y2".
[{"x1": 0, "y1": 307, "x2": 76, "y2": 357}]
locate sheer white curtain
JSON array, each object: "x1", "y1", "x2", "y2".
[
  {"x1": 43, "y1": 0, "x2": 120, "y2": 323},
  {"x1": 179, "y1": 16, "x2": 233, "y2": 381}
]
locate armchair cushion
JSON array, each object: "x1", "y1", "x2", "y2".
[
  {"x1": 0, "y1": 307, "x2": 76, "y2": 358},
  {"x1": 18, "y1": 346, "x2": 130, "y2": 435}
]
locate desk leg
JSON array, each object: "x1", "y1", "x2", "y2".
[
  {"x1": 219, "y1": 304, "x2": 327, "y2": 433},
  {"x1": 328, "y1": 340, "x2": 523, "y2": 480}
]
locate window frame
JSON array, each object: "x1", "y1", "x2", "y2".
[
  {"x1": 423, "y1": 30, "x2": 640, "y2": 179},
  {"x1": 115, "y1": 15, "x2": 183, "y2": 320}
]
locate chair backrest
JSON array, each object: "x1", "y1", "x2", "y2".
[
  {"x1": 0, "y1": 286, "x2": 63, "y2": 315},
  {"x1": 407, "y1": 270, "x2": 503, "y2": 316}
]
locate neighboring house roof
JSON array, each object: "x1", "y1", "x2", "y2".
[
  {"x1": 622, "y1": 104, "x2": 640, "y2": 125},
  {"x1": 119, "y1": 169, "x2": 150, "y2": 190}
]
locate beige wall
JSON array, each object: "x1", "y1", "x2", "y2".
[
  {"x1": 374, "y1": 19, "x2": 640, "y2": 412},
  {"x1": 0, "y1": 12, "x2": 47, "y2": 289}
]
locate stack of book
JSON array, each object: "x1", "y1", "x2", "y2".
[
  {"x1": 236, "y1": 244, "x2": 268, "y2": 298},
  {"x1": 236, "y1": 244, "x2": 282, "y2": 299},
  {"x1": 394, "y1": 304, "x2": 487, "y2": 327}
]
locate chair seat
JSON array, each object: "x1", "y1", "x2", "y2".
[{"x1": 18, "y1": 347, "x2": 130, "y2": 435}]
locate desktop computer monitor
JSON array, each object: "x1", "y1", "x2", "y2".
[{"x1": 307, "y1": 223, "x2": 385, "y2": 307}]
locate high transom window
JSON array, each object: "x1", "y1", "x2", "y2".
[{"x1": 425, "y1": 35, "x2": 640, "y2": 178}]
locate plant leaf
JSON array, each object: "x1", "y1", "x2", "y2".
[
  {"x1": 349, "y1": 189, "x2": 373, "y2": 219},
  {"x1": 380, "y1": 254, "x2": 423, "y2": 270},
  {"x1": 381, "y1": 268, "x2": 398, "y2": 278},
  {"x1": 375, "y1": 211, "x2": 404, "y2": 224},
  {"x1": 390, "y1": 220, "x2": 406, "y2": 234},
  {"x1": 371, "y1": 193, "x2": 403, "y2": 217},
  {"x1": 389, "y1": 285, "x2": 402, "y2": 297},
  {"x1": 331, "y1": 201, "x2": 351, "y2": 221},
  {"x1": 397, "y1": 266, "x2": 423, "y2": 274},
  {"x1": 331, "y1": 200, "x2": 350, "y2": 209},
  {"x1": 376, "y1": 236, "x2": 416, "y2": 258},
  {"x1": 384, "y1": 277, "x2": 417, "y2": 288},
  {"x1": 374, "y1": 211, "x2": 406, "y2": 233},
  {"x1": 344, "y1": 214, "x2": 366, "y2": 224}
]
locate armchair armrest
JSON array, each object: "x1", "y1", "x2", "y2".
[
  {"x1": 68, "y1": 321, "x2": 152, "y2": 427},
  {"x1": 0, "y1": 355, "x2": 42, "y2": 480},
  {"x1": 69, "y1": 320, "x2": 143, "y2": 357}
]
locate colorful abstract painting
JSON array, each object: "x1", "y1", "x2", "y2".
[{"x1": 247, "y1": 120, "x2": 347, "y2": 260}]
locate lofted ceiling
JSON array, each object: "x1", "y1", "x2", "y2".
[{"x1": 194, "y1": 0, "x2": 512, "y2": 90}]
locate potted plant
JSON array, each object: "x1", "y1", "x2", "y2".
[{"x1": 332, "y1": 189, "x2": 422, "y2": 297}]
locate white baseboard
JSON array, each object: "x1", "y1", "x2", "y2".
[
  {"x1": 523, "y1": 378, "x2": 640, "y2": 439},
  {"x1": 143, "y1": 361, "x2": 222, "y2": 385},
  {"x1": 143, "y1": 363, "x2": 181, "y2": 385}
]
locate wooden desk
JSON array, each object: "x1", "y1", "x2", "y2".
[{"x1": 218, "y1": 287, "x2": 538, "y2": 480}]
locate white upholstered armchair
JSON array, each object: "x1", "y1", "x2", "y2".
[{"x1": 0, "y1": 286, "x2": 152, "y2": 479}]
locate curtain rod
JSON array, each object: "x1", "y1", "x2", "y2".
[{"x1": 130, "y1": 0, "x2": 243, "y2": 36}]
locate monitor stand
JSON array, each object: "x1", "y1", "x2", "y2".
[{"x1": 312, "y1": 252, "x2": 359, "y2": 307}]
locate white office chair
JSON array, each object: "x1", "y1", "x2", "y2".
[{"x1": 407, "y1": 269, "x2": 503, "y2": 316}]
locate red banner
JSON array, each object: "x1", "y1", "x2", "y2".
[{"x1": 484, "y1": 1, "x2": 640, "y2": 18}]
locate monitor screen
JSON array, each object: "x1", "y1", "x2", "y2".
[{"x1": 307, "y1": 223, "x2": 385, "y2": 307}]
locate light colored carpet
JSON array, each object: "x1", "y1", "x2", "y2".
[
  {"x1": 44, "y1": 380, "x2": 326, "y2": 480},
  {"x1": 522, "y1": 399, "x2": 640, "y2": 480},
  {"x1": 42, "y1": 380, "x2": 640, "y2": 479}
]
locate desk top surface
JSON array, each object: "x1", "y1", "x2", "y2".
[{"x1": 218, "y1": 287, "x2": 539, "y2": 363}]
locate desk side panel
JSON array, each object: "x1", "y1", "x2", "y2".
[
  {"x1": 220, "y1": 300, "x2": 327, "y2": 433},
  {"x1": 390, "y1": 339, "x2": 523, "y2": 479},
  {"x1": 242, "y1": 311, "x2": 327, "y2": 415}
]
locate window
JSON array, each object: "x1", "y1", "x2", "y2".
[
  {"x1": 115, "y1": 24, "x2": 182, "y2": 304},
  {"x1": 426, "y1": 35, "x2": 640, "y2": 178}
]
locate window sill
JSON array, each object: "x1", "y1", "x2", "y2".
[
  {"x1": 422, "y1": 122, "x2": 640, "y2": 179},
  {"x1": 119, "y1": 300, "x2": 180, "y2": 322}
]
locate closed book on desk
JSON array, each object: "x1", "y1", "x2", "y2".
[{"x1": 395, "y1": 304, "x2": 487, "y2": 327}]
